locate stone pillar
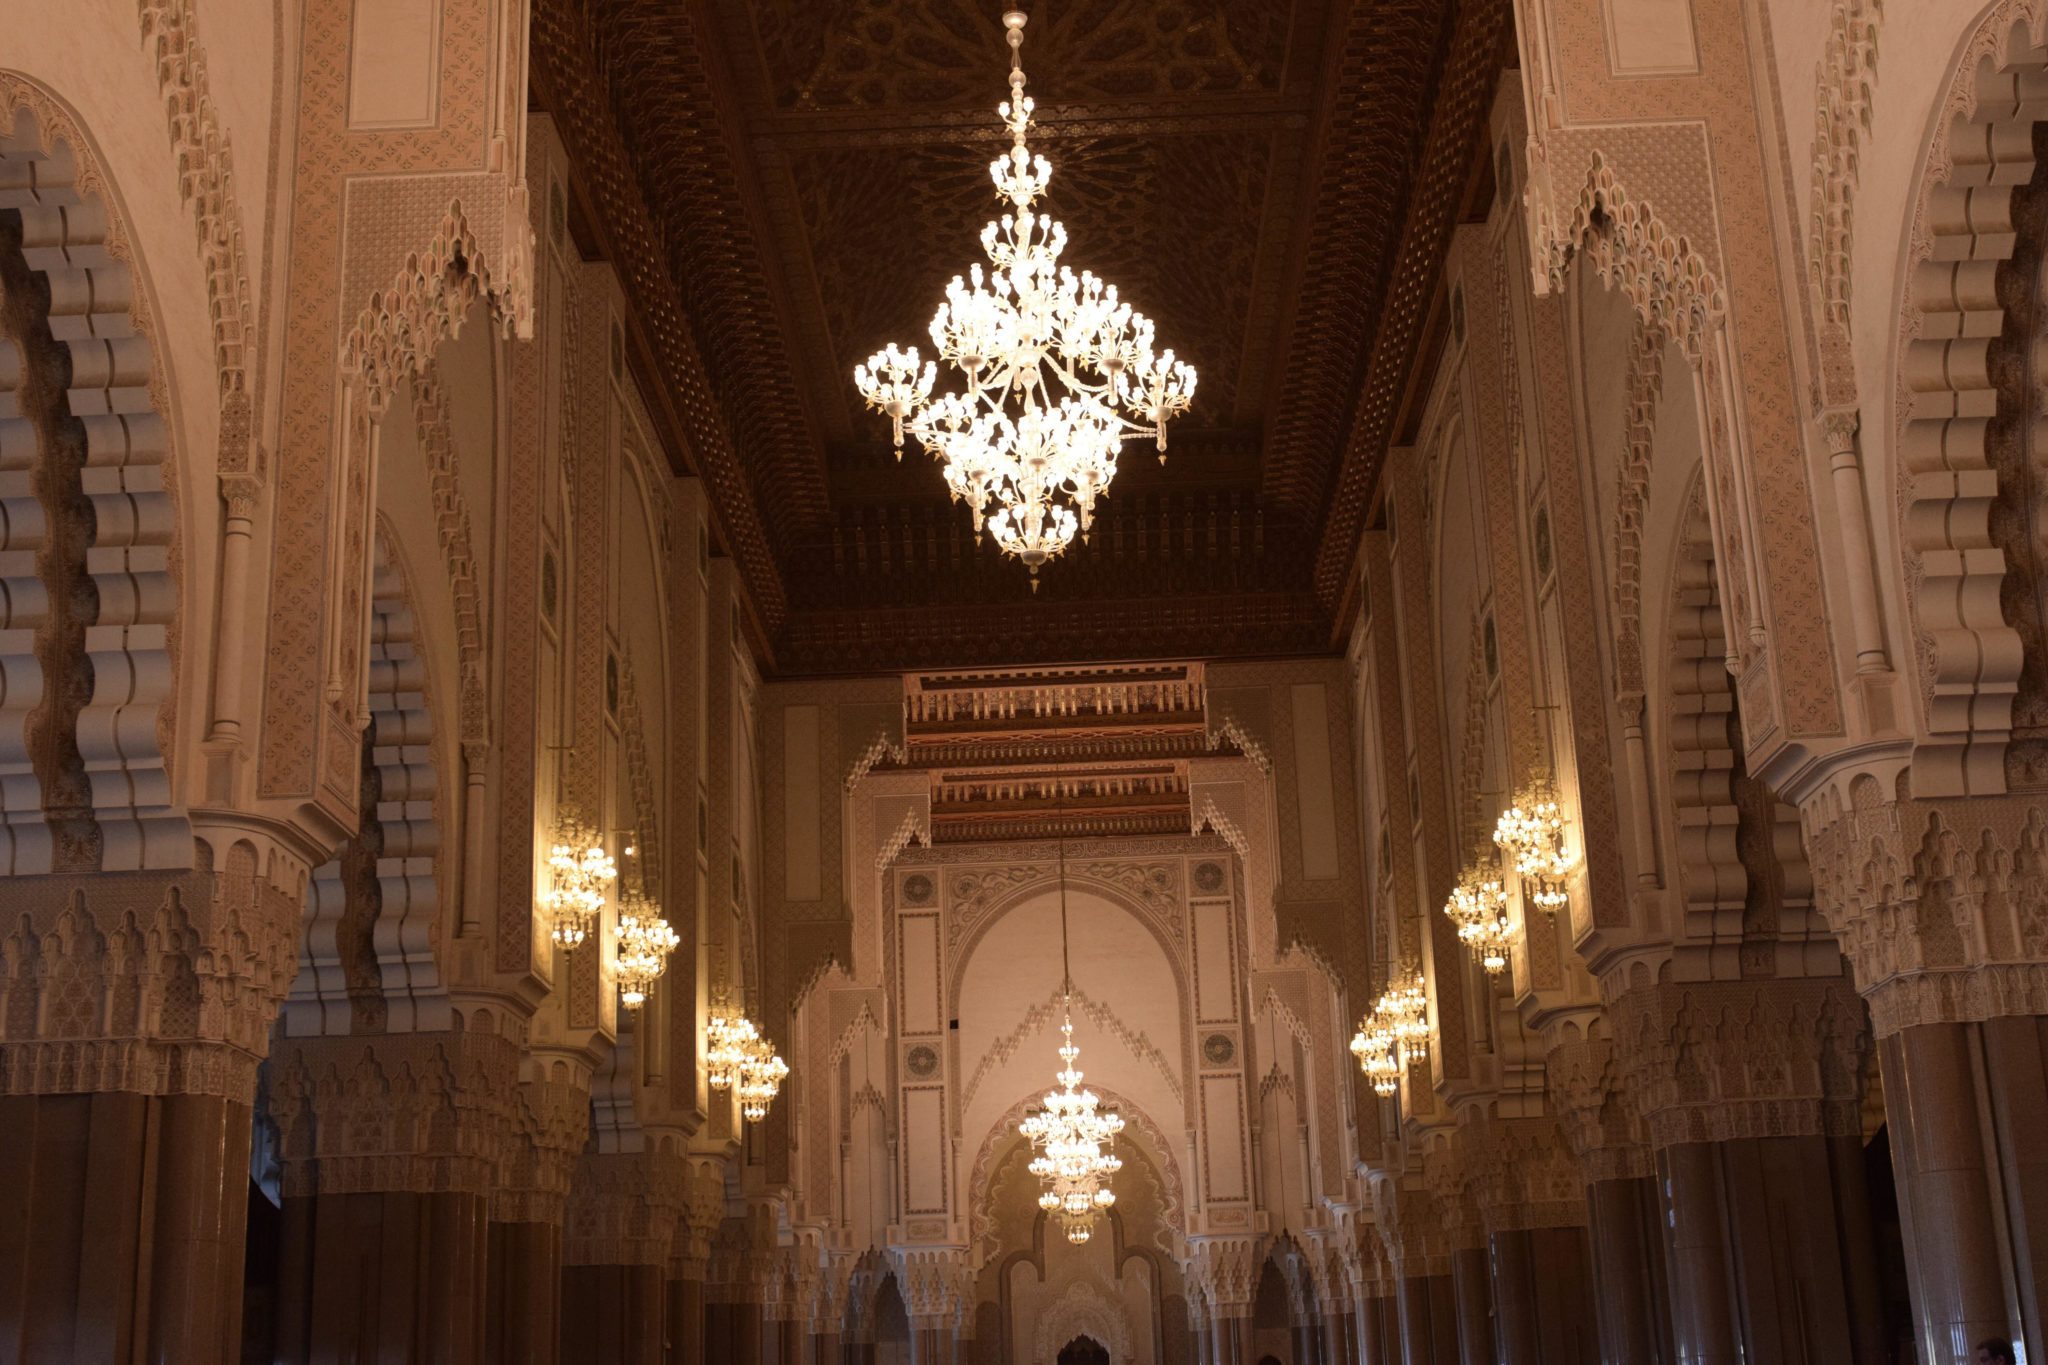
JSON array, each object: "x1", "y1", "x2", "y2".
[
  {"x1": 1609, "y1": 976, "x2": 1880, "y2": 1365},
  {"x1": 1322, "y1": 1304, "x2": 1354, "y2": 1365},
  {"x1": 1355, "y1": 1289, "x2": 1393, "y2": 1365},
  {"x1": 1449, "y1": 1247, "x2": 1494, "y2": 1365},
  {"x1": 0, "y1": 860, "x2": 297, "y2": 1363},
  {"x1": 488, "y1": 1071, "x2": 591, "y2": 1364},
  {"x1": 1879, "y1": 1019, "x2": 2046, "y2": 1365},
  {"x1": 1583, "y1": 1177, "x2": 1671, "y2": 1365},
  {"x1": 269, "y1": 1030, "x2": 521, "y2": 1364},
  {"x1": 1488, "y1": 1226, "x2": 1599, "y2": 1365},
  {"x1": 666, "y1": 1273, "x2": 705, "y2": 1365},
  {"x1": 1394, "y1": 1271, "x2": 1456, "y2": 1365},
  {"x1": 559, "y1": 1149, "x2": 691, "y2": 1365}
]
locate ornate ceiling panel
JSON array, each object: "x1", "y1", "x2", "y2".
[{"x1": 531, "y1": 0, "x2": 1509, "y2": 675}]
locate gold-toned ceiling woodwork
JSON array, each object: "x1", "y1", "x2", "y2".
[{"x1": 530, "y1": 0, "x2": 1511, "y2": 673}]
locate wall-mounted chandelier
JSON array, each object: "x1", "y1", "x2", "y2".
[
  {"x1": 706, "y1": 986, "x2": 788, "y2": 1124},
  {"x1": 1494, "y1": 782, "x2": 1579, "y2": 916},
  {"x1": 1350, "y1": 966, "x2": 1429, "y2": 1096},
  {"x1": 542, "y1": 815, "x2": 616, "y2": 948},
  {"x1": 853, "y1": 8, "x2": 1196, "y2": 579},
  {"x1": 1444, "y1": 861, "x2": 1513, "y2": 975},
  {"x1": 612, "y1": 888, "x2": 680, "y2": 1008}
]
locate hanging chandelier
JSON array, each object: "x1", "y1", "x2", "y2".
[
  {"x1": 706, "y1": 985, "x2": 759, "y2": 1090},
  {"x1": 1349, "y1": 1014, "x2": 1401, "y2": 1096},
  {"x1": 738, "y1": 1038, "x2": 790, "y2": 1123},
  {"x1": 1021, "y1": 1009, "x2": 1125, "y2": 1242},
  {"x1": 1377, "y1": 968, "x2": 1430, "y2": 1062},
  {"x1": 612, "y1": 889, "x2": 680, "y2": 1008},
  {"x1": 1018, "y1": 816, "x2": 1123, "y2": 1242},
  {"x1": 1494, "y1": 782, "x2": 1578, "y2": 916},
  {"x1": 706, "y1": 986, "x2": 787, "y2": 1123},
  {"x1": 1351, "y1": 965, "x2": 1429, "y2": 1096},
  {"x1": 1444, "y1": 862, "x2": 1514, "y2": 975},
  {"x1": 853, "y1": 8, "x2": 1196, "y2": 579},
  {"x1": 542, "y1": 816, "x2": 616, "y2": 948}
]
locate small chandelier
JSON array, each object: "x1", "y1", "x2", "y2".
[
  {"x1": 1444, "y1": 862, "x2": 1514, "y2": 975},
  {"x1": 1349, "y1": 1015, "x2": 1401, "y2": 1096},
  {"x1": 737, "y1": 1037, "x2": 790, "y2": 1123},
  {"x1": 1021, "y1": 1008, "x2": 1125, "y2": 1242},
  {"x1": 1019, "y1": 818, "x2": 1123, "y2": 1242},
  {"x1": 1494, "y1": 783, "x2": 1578, "y2": 915},
  {"x1": 1377, "y1": 968, "x2": 1430, "y2": 1062},
  {"x1": 854, "y1": 8, "x2": 1196, "y2": 579},
  {"x1": 707, "y1": 985, "x2": 759, "y2": 1090},
  {"x1": 612, "y1": 889, "x2": 680, "y2": 1008},
  {"x1": 1351, "y1": 966, "x2": 1429, "y2": 1096},
  {"x1": 542, "y1": 816, "x2": 616, "y2": 948},
  {"x1": 706, "y1": 986, "x2": 787, "y2": 1123}
]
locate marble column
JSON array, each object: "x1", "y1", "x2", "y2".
[
  {"x1": 1354, "y1": 1290, "x2": 1392, "y2": 1365},
  {"x1": 488, "y1": 1219, "x2": 564, "y2": 1362},
  {"x1": 1322, "y1": 1305, "x2": 1354, "y2": 1365},
  {"x1": 665, "y1": 1269, "x2": 706, "y2": 1365},
  {"x1": 1449, "y1": 1248, "x2": 1495, "y2": 1365},
  {"x1": 0, "y1": 1091, "x2": 254, "y2": 1362},
  {"x1": 560, "y1": 1263, "x2": 666, "y2": 1365},
  {"x1": 1880, "y1": 1017, "x2": 2047, "y2": 1365},
  {"x1": 1584, "y1": 1177, "x2": 1671, "y2": 1365},
  {"x1": 1655, "y1": 1134, "x2": 1886, "y2": 1365},
  {"x1": 268, "y1": 1032, "x2": 522, "y2": 1365},
  {"x1": 1488, "y1": 1225, "x2": 1598, "y2": 1365},
  {"x1": 1395, "y1": 1273, "x2": 1457, "y2": 1365}
]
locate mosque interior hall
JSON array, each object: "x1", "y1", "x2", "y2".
[{"x1": 4, "y1": 0, "x2": 2047, "y2": 1362}]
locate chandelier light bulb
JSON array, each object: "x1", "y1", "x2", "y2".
[
  {"x1": 542, "y1": 816, "x2": 616, "y2": 948},
  {"x1": 852, "y1": 7, "x2": 1195, "y2": 581}
]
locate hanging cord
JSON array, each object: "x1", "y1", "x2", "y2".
[{"x1": 1056, "y1": 791, "x2": 1073, "y2": 1000}]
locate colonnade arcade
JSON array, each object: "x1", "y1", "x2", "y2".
[{"x1": 4, "y1": 0, "x2": 2048, "y2": 1363}]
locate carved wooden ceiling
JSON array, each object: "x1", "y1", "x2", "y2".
[{"x1": 530, "y1": 0, "x2": 1511, "y2": 675}]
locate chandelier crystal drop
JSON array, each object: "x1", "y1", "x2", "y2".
[
  {"x1": 612, "y1": 890, "x2": 680, "y2": 1008},
  {"x1": 542, "y1": 816, "x2": 616, "y2": 948},
  {"x1": 1494, "y1": 783, "x2": 1579, "y2": 916},
  {"x1": 1444, "y1": 862, "x2": 1514, "y2": 975},
  {"x1": 853, "y1": 8, "x2": 1196, "y2": 579},
  {"x1": 1020, "y1": 1009, "x2": 1124, "y2": 1243}
]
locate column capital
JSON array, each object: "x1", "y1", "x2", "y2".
[{"x1": 270, "y1": 1027, "x2": 525, "y2": 1199}]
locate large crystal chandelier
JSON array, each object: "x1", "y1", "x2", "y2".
[
  {"x1": 1494, "y1": 782, "x2": 1579, "y2": 916},
  {"x1": 1444, "y1": 861, "x2": 1514, "y2": 975},
  {"x1": 853, "y1": 9, "x2": 1196, "y2": 578},
  {"x1": 612, "y1": 888, "x2": 680, "y2": 1008},
  {"x1": 542, "y1": 815, "x2": 616, "y2": 948},
  {"x1": 1022, "y1": 1008, "x2": 1124, "y2": 1242}
]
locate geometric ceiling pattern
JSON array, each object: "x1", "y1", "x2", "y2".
[{"x1": 531, "y1": 0, "x2": 1512, "y2": 675}]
